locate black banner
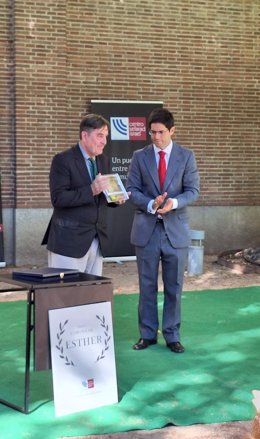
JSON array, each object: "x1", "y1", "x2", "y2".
[
  {"x1": 91, "y1": 100, "x2": 163, "y2": 258},
  {"x1": 0, "y1": 173, "x2": 5, "y2": 266}
]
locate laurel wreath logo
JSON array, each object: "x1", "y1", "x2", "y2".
[
  {"x1": 55, "y1": 319, "x2": 76, "y2": 367},
  {"x1": 55, "y1": 315, "x2": 111, "y2": 366},
  {"x1": 95, "y1": 314, "x2": 111, "y2": 362}
]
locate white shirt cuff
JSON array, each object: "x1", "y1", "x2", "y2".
[{"x1": 147, "y1": 198, "x2": 178, "y2": 213}]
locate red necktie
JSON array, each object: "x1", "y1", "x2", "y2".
[{"x1": 158, "y1": 151, "x2": 166, "y2": 190}]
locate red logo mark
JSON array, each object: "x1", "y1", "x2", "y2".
[{"x1": 129, "y1": 117, "x2": 146, "y2": 141}]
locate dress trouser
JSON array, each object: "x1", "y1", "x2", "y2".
[
  {"x1": 135, "y1": 222, "x2": 187, "y2": 343},
  {"x1": 48, "y1": 237, "x2": 103, "y2": 276}
]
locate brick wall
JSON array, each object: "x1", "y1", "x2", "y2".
[
  {"x1": 0, "y1": 0, "x2": 259, "y2": 209},
  {"x1": 0, "y1": 1, "x2": 16, "y2": 207}
]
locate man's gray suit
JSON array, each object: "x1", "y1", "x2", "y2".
[{"x1": 126, "y1": 142, "x2": 200, "y2": 343}]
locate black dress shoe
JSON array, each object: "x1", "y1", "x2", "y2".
[
  {"x1": 167, "y1": 341, "x2": 185, "y2": 353},
  {"x1": 133, "y1": 338, "x2": 157, "y2": 350}
]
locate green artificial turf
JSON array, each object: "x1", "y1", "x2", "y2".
[{"x1": 0, "y1": 286, "x2": 259, "y2": 439}]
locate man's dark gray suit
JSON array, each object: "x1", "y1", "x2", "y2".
[
  {"x1": 126, "y1": 141, "x2": 200, "y2": 344},
  {"x1": 42, "y1": 144, "x2": 112, "y2": 258}
]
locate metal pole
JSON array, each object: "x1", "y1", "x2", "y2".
[{"x1": 0, "y1": 172, "x2": 6, "y2": 268}]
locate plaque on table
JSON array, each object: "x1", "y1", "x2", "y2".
[{"x1": 12, "y1": 267, "x2": 79, "y2": 282}]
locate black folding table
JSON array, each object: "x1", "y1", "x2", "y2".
[{"x1": 0, "y1": 272, "x2": 113, "y2": 414}]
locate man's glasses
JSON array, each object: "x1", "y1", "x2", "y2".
[{"x1": 149, "y1": 130, "x2": 169, "y2": 136}]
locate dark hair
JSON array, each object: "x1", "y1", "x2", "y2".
[
  {"x1": 148, "y1": 108, "x2": 174, "y2": 130},
  {"x1": 79, "y1": 113, "x2": 110, "y2": 138}
]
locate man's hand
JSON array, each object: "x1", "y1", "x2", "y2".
[
  {"x1": 152, "y1": 192, "x2": 168, "y2": 211},
  {"x1": 152, "y1": 192, "x2": 173, "y2": 215},
  {"x1": 157, "y1": 198, "x2": 173, "y2": 215},
  {"x1": 114, "y1": 192, "x2": 131, "y2": 205},
  {"x1": 91, "y1": 174, "x2": 109, "y2": 196}
]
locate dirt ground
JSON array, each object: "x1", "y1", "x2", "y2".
[
  {"x1": 0, "y1": 255, "x2": 259, "y2": 439},
  {"x1": 103, "y1": 254, "x2": 259, "y2": 295}
]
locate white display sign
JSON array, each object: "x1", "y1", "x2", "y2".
[{"x1": 48, "y1": 301, "x2": 118, "y2": 417}]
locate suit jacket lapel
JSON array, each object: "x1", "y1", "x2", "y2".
[
  {"x1": 144, "y1": 145, "x2": 161, "y2": 191},
  {"x1": 73, "y1": 144, "x2": 92, "y2": 184},
  {"x1": 96, "y1": 155, "x2": 105, "y2": 175},
  {"x1": 163, "y1": 142, "x2": 181, "y2": 191}
]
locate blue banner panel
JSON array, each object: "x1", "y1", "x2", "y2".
[{"x1": 91, "y1": 100, "x2": 163, "y2": 258}]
